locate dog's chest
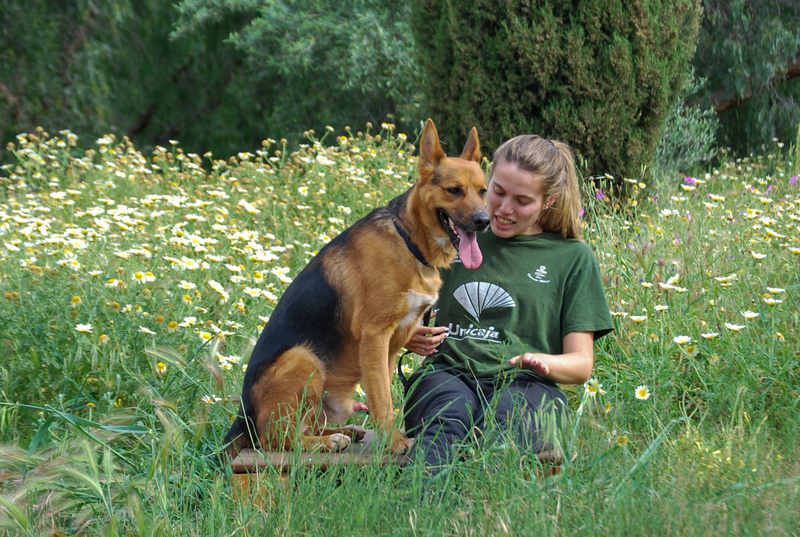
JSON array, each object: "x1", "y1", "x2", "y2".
[{"x1": 400, "y1": 290, "x2": 437, "y2": 328}]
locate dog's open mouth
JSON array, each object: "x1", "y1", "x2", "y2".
[{"x1": 437, "y1": 209, "x2": 483, "y2": 269}]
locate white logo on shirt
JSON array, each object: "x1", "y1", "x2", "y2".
[
  {"x1": 527, "y1": 265, "x2": 550, "y2": 283},
  {"x1": 453, "y1": 282, "x2": 515, "y2": 322}
]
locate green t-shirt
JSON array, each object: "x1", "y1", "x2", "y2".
[{"x1": 422, "y1": 230, "x2": 614, "y2": 380}]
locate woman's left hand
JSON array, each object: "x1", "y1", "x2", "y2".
[{"x1": 509, "y1": 353, "x2": 550, "y2": 377}]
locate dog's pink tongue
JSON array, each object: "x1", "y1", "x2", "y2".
[{"x1": 457, "y1": 228, "x2": 482, "y2": 269}]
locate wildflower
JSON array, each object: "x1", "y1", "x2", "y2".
[
  {"x1": 763, "y1": 298, "x2": 783, "y2": 306},
  {"x1": 71, "y1": 296, "x2": 81, "y2": 308},
  {"x1": 75, "y1": 323, "x2": 93, "y2": 333},
  {"x1": 741, "y1": 311, "x2": 760, "y2": 320},
  {"x1": 168, "y1": 321, "x2": 178, "y2": 332},
  {"x1": 630, "y1": 315, "x2": 647, "y2": 323},
  {"x1": 617, "y1": 435, "x2": 629, "y2": 446},
  {"x1": 132, "y1": 271, "x2": 146, "y2": 284},
  {"x1": 640, "y1": 281, "x2": 653, "y2": 288},
  {"x1": 98, "y1": 334, "x2": 109, "y2": 345},
  {"x1": 774, "y1": 332, "x2": 785, "y2": 340},
  {"x1": 199, "y1": 332, "x2": 213, "y2": 342},
  {"x1": 202, "y1": 395, "x2": 222, "y2": 405},
  {"x1": 701, "y1": 332, "x2": 719, "y2": 340},
  {"x1": 178, "y1": 280, "x2": 197, "y2": 290},
  {"x1": 585, "y1": 378, "x2": 605, "y2": 396},
  {"x1": 156, "y1": 362, "x2": 167, "y2": 375},
  {"x1": 673, "y1": 335, "x2": 692, "y2": 345},
  {"x1": 684, "y1": 344, "x2": 700, "y2": 357},
  {"x1": 751, "y1": 252, "x2": 767, "y2": 260},
  {"x1": 654, "y1": 305, "x2": 669, "y2": 312},
  {"x1": 635, "y1": 385, "x2": 651, "y2": 400},
  {"x1": 182, "y1": 294, "x2": 193, "y2": 304},
  {"x1": 766, "y1": 287, "x2": 785, "y2": 294},
  {"x1": 725, "y1": 322, "x2": 746, "y2": 332}
]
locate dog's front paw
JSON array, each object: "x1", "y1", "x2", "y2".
[
  {"x1": 390, "y1": 435, "x2": 414, "y2": 455},
  {"x1": 325, "y1": 433, "x2": 352, "y2": 452}
]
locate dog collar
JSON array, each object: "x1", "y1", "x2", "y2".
[{"x1": 393, "y1": 220, "x2": 431, "y2": 268}]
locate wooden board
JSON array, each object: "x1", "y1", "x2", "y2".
[{"x1": 229, "y1": 430, "x2": 410, "y2": 474}]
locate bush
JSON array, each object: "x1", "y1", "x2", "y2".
[
  {"x1": 652, "y1": 70, "x2": 719, "y2": 182},
  {"x1": 409, "y1": 0, "x2": 702, "y2": 182}
]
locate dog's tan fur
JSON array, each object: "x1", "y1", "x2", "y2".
[{"x1": 223, "y1": 119, "x2": 488, "y2": 455}]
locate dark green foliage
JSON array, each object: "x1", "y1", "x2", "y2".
[
  {"x1": 409, "y1": 0, "x2": 702, "y2": 180},
  {"x1": 0, "y1": 0, "x2": 420, "y2": 162},
  {"x1": 173, "y1": 0, "x2": 422, "y2": 143},
  {"x1": 693, "y1": 0, "x2": 800, "y2": 154}
]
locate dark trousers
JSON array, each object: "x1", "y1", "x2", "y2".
[{"x1": 403, "y1": 367, "x2": 566, "y2": 472}]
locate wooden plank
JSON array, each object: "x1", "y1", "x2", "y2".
[{"x1": 230, "y1": 430, "x2": 409, "y2": 474}]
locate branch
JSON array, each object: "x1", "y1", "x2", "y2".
[{"x1": 711, "y1": 55, "x2": 800, "y2": 115}]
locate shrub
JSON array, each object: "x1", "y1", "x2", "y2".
[{"x1": 409, "y1": 0, "x2": 702, "y2": 182}]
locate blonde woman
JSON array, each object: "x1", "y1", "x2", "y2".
[{"x1": 403, "y1": 134, "x2": 614, "y2": 474}]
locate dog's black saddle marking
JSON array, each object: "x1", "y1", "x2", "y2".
[{"x1": 393, "y1": 220, "x2": 430, "y2": 268}]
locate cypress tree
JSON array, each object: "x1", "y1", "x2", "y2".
[{"x1": 409, "y1": 0, "x2": 702, "y2": 180}]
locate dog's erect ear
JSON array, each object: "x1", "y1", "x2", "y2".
[
  {"x1": 459, "y1": 127, "x2": 481, "y2": 164},
  {"x1": 418, "y1": 119, "x2": 446, "y2": 176}
]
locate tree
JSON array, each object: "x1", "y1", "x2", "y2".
[
  {"x1": 0, "y1": 0, "x2": 256, "y2": 159},
  {"x1": 173, "y1": 0, "x2": 422, "y2": 141},
  {"x1": 692, "y1": 0, "x2": 800, "y2": 153},
  {"x1": 409, "y1": 0, "x2": 702, "y2": 181}
]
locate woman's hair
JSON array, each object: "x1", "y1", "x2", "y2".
[{"x1": 491, "y1": 135, "x2": 583, "y2": 240}]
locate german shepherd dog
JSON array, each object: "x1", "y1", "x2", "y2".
[{"x1": 223, "y1": 119, "x2": 489, "y2": 456}]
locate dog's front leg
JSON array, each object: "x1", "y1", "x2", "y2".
[{"x1": 359, "y1": 326, "x2": 413, "y2": 454}]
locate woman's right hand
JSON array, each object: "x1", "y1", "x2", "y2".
[{"x1": 405, "y1": 325, "x2": 448, "y2": 355}]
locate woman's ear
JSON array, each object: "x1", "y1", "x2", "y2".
[{"x1": 545, "y1": 194, "x2": 559, "y2": 210}]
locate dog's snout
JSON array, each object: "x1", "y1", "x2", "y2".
[{"x1": 473, "y1": 212, "x2": 490, "y2": 231}]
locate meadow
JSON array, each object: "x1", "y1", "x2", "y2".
[{"x1": 0, "y1": 124, "x2": 798, "y2": 536}]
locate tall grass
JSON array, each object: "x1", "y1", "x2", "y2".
[{"x1": 0, "y1": 124, "x2": 798, "y2": 535}]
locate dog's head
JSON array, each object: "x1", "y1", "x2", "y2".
[{"x1": 417, "y1": 119, "x2": 489, "y2": 269}]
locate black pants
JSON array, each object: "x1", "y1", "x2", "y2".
[{"x1": 403, "y1": 367, "x2": 566, "y2": 472}]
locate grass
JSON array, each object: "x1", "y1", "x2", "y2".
[{"x1": 0, "y1": 123, "x2": 799, "y2": 535}]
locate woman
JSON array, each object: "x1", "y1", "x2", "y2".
[{"x1": 403, "y1": 134, "x2": 614, "y2": 473}]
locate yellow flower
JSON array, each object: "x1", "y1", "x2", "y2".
[
  {"x1": 156, "y1": 362, "x2": 167, "y2": 375},
  {"x1": 71, "y1": 295, "x2": 81, "y2": 307},
  {"x1": 167, "y1": 321, "x2": 178, "y2": 332},
  {"x1": 99, "y1": 334, "x2": 110, "y2": 345},
  {"x1": 616, "y1": 435, "x2": 629, "y2": 446}
]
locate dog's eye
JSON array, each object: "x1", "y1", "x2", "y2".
[
  {"x1": 446, "y1": 187, "x2": 463, "y2": 196},
  {"x1": 479, "y1": 188, "x2": 487, "y2": 198}
]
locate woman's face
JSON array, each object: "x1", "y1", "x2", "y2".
[{"x1": 487, "y1": 161, "x2": 555, "y2": 237}]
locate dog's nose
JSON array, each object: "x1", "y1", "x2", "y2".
[{"x1": 473, "y1": 212, "x2": 490, "y2": 231}]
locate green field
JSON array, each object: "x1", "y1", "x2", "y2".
[{"x1": 0, "y1": 125, "x2": 798, "y2": 535}]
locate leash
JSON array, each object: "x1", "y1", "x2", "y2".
[
  {"x1": 393, "y1": 220, "x2": 431, "y2": 268},
  {"x1": 397, "y1": 308, "x2": 432, "y2": 391}
]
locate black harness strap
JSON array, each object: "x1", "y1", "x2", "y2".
[{"x1": 393, "y1": 220, "x2": 430, "y2": 268}]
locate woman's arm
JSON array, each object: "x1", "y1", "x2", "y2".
[{"x1": 508, "y1": 331, "x2": 595, "y2": 385}]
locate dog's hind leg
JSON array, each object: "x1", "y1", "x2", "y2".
[{"x1": 251, "y1": 345, "x2": 354, "y2": 452}]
